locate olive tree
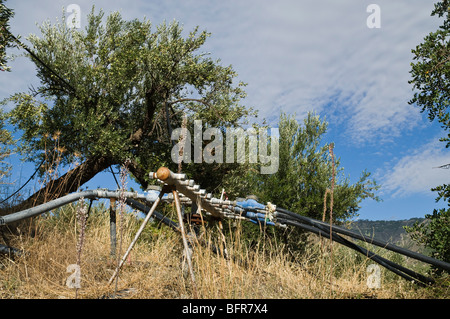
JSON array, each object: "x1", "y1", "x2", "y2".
[{"x1": 4, "y1": 7, "x2": 252, "y2": 211}]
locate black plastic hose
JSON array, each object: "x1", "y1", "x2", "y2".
[
  {"x1": 275, "y1": 207, "x2": 450, "y2": 272},
  {"x1": 0, "y1": 244, "x2": 22, "y2": 257},
  {"x1": 125, "y1": 198, "x2": 179, "y2": 230},
  {"x1": 277, "y1": 217, "x2": 434, "y2": 286}
]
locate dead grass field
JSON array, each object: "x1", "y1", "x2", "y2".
[{"x1": 0, "y1": 204, "x2": 448, "y2": 299}]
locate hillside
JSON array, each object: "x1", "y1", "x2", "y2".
[{"x1": 347, "y1": 218, "x2": 425, "y2": 246}]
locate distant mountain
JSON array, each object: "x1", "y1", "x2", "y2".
[{"x1": 346, "y1": 218, "x2": 426, "y2": 246}]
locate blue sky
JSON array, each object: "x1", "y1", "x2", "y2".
[{"x1": 1, "y1": 0, "x2": 449, "y2": 221}]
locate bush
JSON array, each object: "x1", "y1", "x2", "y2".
[{"x1": 405, "y1": 184, "x2": 450, "y2": 275}]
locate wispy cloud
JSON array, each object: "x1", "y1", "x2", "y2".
[
  {"x1": 167, "y1": 1, "x2": 441, "y2": 145},
  {"x1": 380, "y1": 139, "x2": 450, "y2": 198},
  {"x1": 1, "y1": 0, "x2": 442, "y2": 143}
]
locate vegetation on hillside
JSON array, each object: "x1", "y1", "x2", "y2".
[{"x1": 349, "y1": 218, "x2": 426, "y2": 244}]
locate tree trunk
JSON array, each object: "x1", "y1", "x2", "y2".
[
  {"x1": 1, "y1": 155, "x2": 115, "y2": 216},
  {"x1": 128, "y1": 159, "x2": 149, "y2": 190}
]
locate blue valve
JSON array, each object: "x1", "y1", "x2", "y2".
[{"x1": 236, "y1": 198, "x2": 265, "y2": 210}]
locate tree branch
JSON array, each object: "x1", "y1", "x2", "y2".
[
  {"x1": 168, "y1": 98, "x2": 226, "y2": 122},
  {"x1": 128, "y1": 158, "x2": 149, "y2": 189},
  {"x1": 0, "y1": 156, "x2": 115, "y2": 216}
]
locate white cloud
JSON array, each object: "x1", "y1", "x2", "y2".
[
  {"x1": 180, "y1": 1, "x2": 442, "y2": 144},
  {"x1": 380, "y1": 139, "x2": 450, "y2": 198},
  {"x1": 1, "y1": 0, "x2": 443, "y2": 144}
]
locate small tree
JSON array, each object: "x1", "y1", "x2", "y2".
[{"x1": 252, "y1": 112, "x2": 380, "y2": 223}]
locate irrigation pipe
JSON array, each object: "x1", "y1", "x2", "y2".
[
  {"x1": 0, "y1": 189, "x2": 146, "y2": 226},
  {"x1": 0, "y1": 244, "x2": 22, "y2": 256},
  {"x1": 275, "y1": 207, "x2": 450, "y2": 273},
  {"x1": 277, "y1": 217, "x2": 434, "y2": 286}
]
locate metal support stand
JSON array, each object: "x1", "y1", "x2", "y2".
[
  {"x1": 107, "y1": 183, "x2": 198, "y2": 297},
  {"x1": 109, "y1": 198, "x2": 117, "y2": 258},
  {"x1": 172, "y1": 187, "x2": 198, "y2": 298},
  {"x1": 107, "y1": 192, "x2": 163, "y2": 286}
]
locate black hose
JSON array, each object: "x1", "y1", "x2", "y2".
[
  {"x1": 277, "y1": 211, "x2": 436, "y2": 285},
  {"x1": 0, "y1": 190, "x2": 99, "y2": 226},
  {"x1": 125, "y1": 198, "x2": 179, "y2": 230},
  {"x1": 275, "y1": 207, "x2": 450, "y2": 272},
  {"x1": 0, "y1": 190, "x2": 147, "y2": 226},
  {"x1": 0, "y1": 244, "x2": 22, "y2": 257},
  {"x1": 277, "y1": 217, "x2": 434, "y2": 286}
]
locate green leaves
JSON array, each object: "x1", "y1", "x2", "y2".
[
  {"x1": 6, "y1": 6, "x2": 251, "y2": 190},
  {"x1": 409, "y1": 0, "x2": 450, "y2": 147},
  {"x1": 251, "y1": 112, "x2": 380, "y2": 222},
  {"x1": 0, "y1": 0, "x2": 15, "y2": 72}
]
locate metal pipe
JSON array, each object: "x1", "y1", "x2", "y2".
[{"x1": 0, "y1": 189, "x2": 143, "y2": 226}]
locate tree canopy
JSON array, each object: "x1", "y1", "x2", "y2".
[
  {"x1": 249, "y1": 112, "x2": 380, "y2": 223},
  {"x1": 407, "y1": 0, "x2": 450, "y2": 267},
  {"x1": 4, "y1": 7, "x2": 252, "y2": 209},
  {"x1": 409, "y1": 0, "x2": 450, "y2": 147},
  {"x1": 0, "y1": 0, "x2": 15, "y2": 72}
]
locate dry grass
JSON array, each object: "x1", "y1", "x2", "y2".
[{"x1": 0, "y1": 204, "x2": 448, "y2": 299}]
